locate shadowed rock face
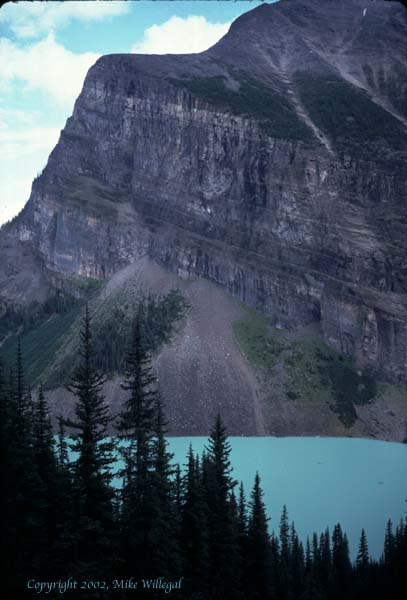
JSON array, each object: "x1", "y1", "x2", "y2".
[{"x1": 1, "y1": 0, "x2": 407, "y2": 382}]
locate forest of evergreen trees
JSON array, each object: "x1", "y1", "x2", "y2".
[{"x1": 1, "y1": 306, "x2": 406, "y2": 599}]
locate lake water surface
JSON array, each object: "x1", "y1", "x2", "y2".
[
  {"x1": 69, "y1": 435, "x2": 406, "y2": 560},
  {"x1": 164, "y1": 436, "x2": 407, "y2": 560}
]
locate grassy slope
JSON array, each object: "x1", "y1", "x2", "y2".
[
  {"x1": 169, "y1": 73, "x2": 314, "y2": 142},
  {"x1": 1, "y1": 304, "x2": 83, "y2": 387},
  {"x1": 294, "y1": 73, "x2": 407, "y2": 157},
  {"x1": 0, "y1": 278, "x2": 187, "y2": 390},
  {"x1": 233, "y1": 309, "x2": 377, "y2": 428}
]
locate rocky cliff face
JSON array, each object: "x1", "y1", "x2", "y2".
[{"x1": 1, "y1": 0, "x2": 407, "y2": 388}]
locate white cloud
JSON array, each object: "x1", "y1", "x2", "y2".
[
  {"x1": 0, "y1": 124, "x2": 60, "y2": 161},
  {"x1": 0, "y1": 34, "x2": 100, "y2": 107},
  {"x1": 0, "y1": 109, "x2": 61, "y2": 226},
  {"x1": 132, "y1": 15, "x2": 231, "y2": 55},
  {"x1": 0, "y1": 180, "x2": 33, "y2": 225},
  {"x1": 0, "y1": 107, "x2": 40, "y2": 126},
  {"x1": 0, "y1": 0, "x2": 130, "y2": 39},
  {"x1": 0, "y1": 10, "x2": 231, "y2": 225},
  {"x1": 0, "y1": 0, "x2": 129, "y2": 226}
]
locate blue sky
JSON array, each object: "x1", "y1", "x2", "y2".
[{"x1": 0, "y1": 0, "x2": 272, "y2": 225}]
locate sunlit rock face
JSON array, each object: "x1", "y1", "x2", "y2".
[{"x1": 1, "y1": 0, "x2": 407, "y2": 382}]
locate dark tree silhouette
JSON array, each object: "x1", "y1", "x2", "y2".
[{"x1": 65, "y1": 305, "x2": 115, "y2": 579}]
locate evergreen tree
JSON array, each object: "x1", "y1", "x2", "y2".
[
  {"x1": 383, "y1": 519, "x2": 395, "y2": 566},
  {"x1": 174, "y1": 463, "x2": 182, "y2": 514},
  {"x1": 236, "y1": 482, "x2": 249, "y2": 599},
  {"x1": 31, "y1": 385, "x2": 59, "y2": 574},
  {"x1": 13, "y1": 339, "x2": 35, "y2": 456},
  {"x1": 204, "y1": 414, "x2": 238, "y2": 598},
  {"x1": 278, "y1": 505, "x2": 292, "y2": 599},
  {"x1": 16, "y1": 338, "x2": 25, "y2": 410},
  {"x1": 238, "y1": 482, "x2": 248, "y2": 537},
  {"x1": 319, "y1": 527, "x2": 332, "y2": 591},
  {"x1": 181, "y1": 446, "x2": 209, "y2": 598},
  {"x1": 0, "y1": 357, "x2": 18, "y2": 594},
  {"x1": 33, "y1": 385, "x2": 56, "y2": 482},
  {"x1": 229, "y1": 489, "x2": 245, "y2": 599},
  {"x1": 290, "y1": 523, "x2": 305, "y2": 598},
  {"x1": 0, "y1": 359, "x2": 8, "y2": 479},
  {"x1": 57, "y1": 414, "x2": 69, "y2": 468},
  {"x1": 305, "y1": 536, "x2": 312, "y2": 575},
  {"x1": 2, "y1": 343, "x2": 44, "y2": 592},
  {"x1": 306, "y1": 532, "x2": 324, "y2": 600},
  {"x1": 279, "y1": 505, "x2": 290, "y2": 563},
  {"x1": 51, "y1": 415, "x2": 75, "y2": 579},
  {"x1": 247, "y1": 473, "x2": 270, "y2": 599},
  {"x1": 312, "y1": 531, "x2": 320, "y2": 567},
  {"x1": 65, "y1": 305, "x2": 115, "y2": 580},
  {"x1": 117, "y1": 310, "x2": 159, "y2": 577},
  {"x1": 343, "y1": 533, "x2": 350, "y2": 562},
  {"x1": 332, "y1": 523, "x2": 351, "y2": 596},
  {"x1": 269, "y1": 532, "x2": 281, "y2": 599},
  {"x1": 356, "y1": 528, "x2": 370, "y2": 574},
  {"x1": 149, "y1": 397, "x2": 180, "y2": 578}
]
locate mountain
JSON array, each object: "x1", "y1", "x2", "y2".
[{"x1": 1, "y1": 0, "x2": 407, "y2": 439}]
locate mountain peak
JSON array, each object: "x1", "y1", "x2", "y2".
[
  {"x1": 209, "y1": 0, "x2": 406, "y2": 76},
  {"x1": 1, "y1": 0, "x2": 407, "y2": 437}
]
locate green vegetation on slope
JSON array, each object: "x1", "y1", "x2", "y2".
[
  {"x1": 294, "y1": 72, "x2": 407, "y2": 153},
  {"x1": 233, "y1": 311, "x2": 284, "y2": 371},
  {"x1": 169, "y1": 73, "x2": 314, "y2": 142},
  {"x1": 233, "y1": 310, "x2": 376, "y2": 427},
  {"x1": 1, "y1": 289, "x2": 188, "y2": 390},
  {"x1": 316, "y1": 346, "x2": 377, "y2": 428},
  {"x1": 91, "y1": 289, "x2": 188, "y2": 376},
  {"x1": 1, "y1": 302, "x2": 83, "y2": 386},
  {"x1": 0, "y1": 292, "x2": 78, "y2": 341}
]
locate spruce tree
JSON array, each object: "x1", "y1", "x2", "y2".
[
  {"x1": 356, "y1": 528, "x2": 370, "y2": 574},
  {"x1": 31, "y1": 385, "x2": 59, "y2": 574},
  {"x1": 309, "y1": 532, "x2": 324, "y2": 598},
  {"x1": 33, "y1": 385, "x2": 56, "y2": 483},
  {"x1": 204, "y1": 414, "x2": 238, "y2": 598},
  {"x1": 65, "y1": 305, "x2": 115, "y2": 579},
  {"x1": 149, "y1": 397, "x2": 180, "y2": 578},
  {"x1": 238, "y1": 482, "x2": 248, "y2": 538},
  {"x1": 174, "y1": 463, "x2": 182, "y2": 515},
  {"x1": 279, "y1": 505, "x2": 290, "y2": 563},
  {"x1": 269, "y1": 532, "x2": 281, "y2": 599},
  {"x1": 181, "y1": 446, "x2": 209, "y2": 598},
  {"x1": 247, "y1": 472, "x2": 271, "y2": 600},
  {"x1": 278, "y1": 505, "x2": 292, "y2": 599},
  {"x1": 355, "y1": 529, "x2": 371, "y2": 600},
  {"x1": 3, "y1": 342, "x2": 44, "y2": 591},
  {"x1": 319, "y1": 527, "x2": 332, "y2": 591},
  {"x1": 290, "y1": 523, "x2": 305, "y2": 598},
  {"x1": 235, "y1": 482, "x2": 249, "y2": 599},
  {"x1": 52, "y1": 415, "x2": 75, "y2": 579},
  {"x1": 305, "y1": 536, "x2": 312, "y2": 572},
  {"x1": 0, "y1": 357, "x2": 17, "y2": 594},
  {"x1": 383, "y1": 519, "x2": 395, "y2": 565},
  {"x1": 117, "y1": 310, "x2": 158, "y2": 576},
  {"x1": 229, "y1": 489, "x2": 245, "y2": 599},
  {"x1": 332, "y1": 523, "x2": 351, "y2": 595},
  {"x1": 57, "y1": 414, "x2": 69, "y2": 468},
  {"x1": 312, "y1": 531, "x2": 320, "y2": 567}
]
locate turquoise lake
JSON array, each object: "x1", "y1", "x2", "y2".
[
  {"x1": 68, "y1": 435, "x2": 407, "y2": 560},
  {"x1": 162, "y1": 436, "x2": 407, "y2": 561}
]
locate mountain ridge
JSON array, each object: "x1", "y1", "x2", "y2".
[{"x1": 1, "y1": 0, "x2": 407, "y2": 437}]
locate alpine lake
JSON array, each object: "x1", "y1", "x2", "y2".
[
  {"x1": 163, "y1": 437, "x2": 406, "y2": 560},
  {"x1": 68, "y1": 435, "x2": 407, "y2": 561}
]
